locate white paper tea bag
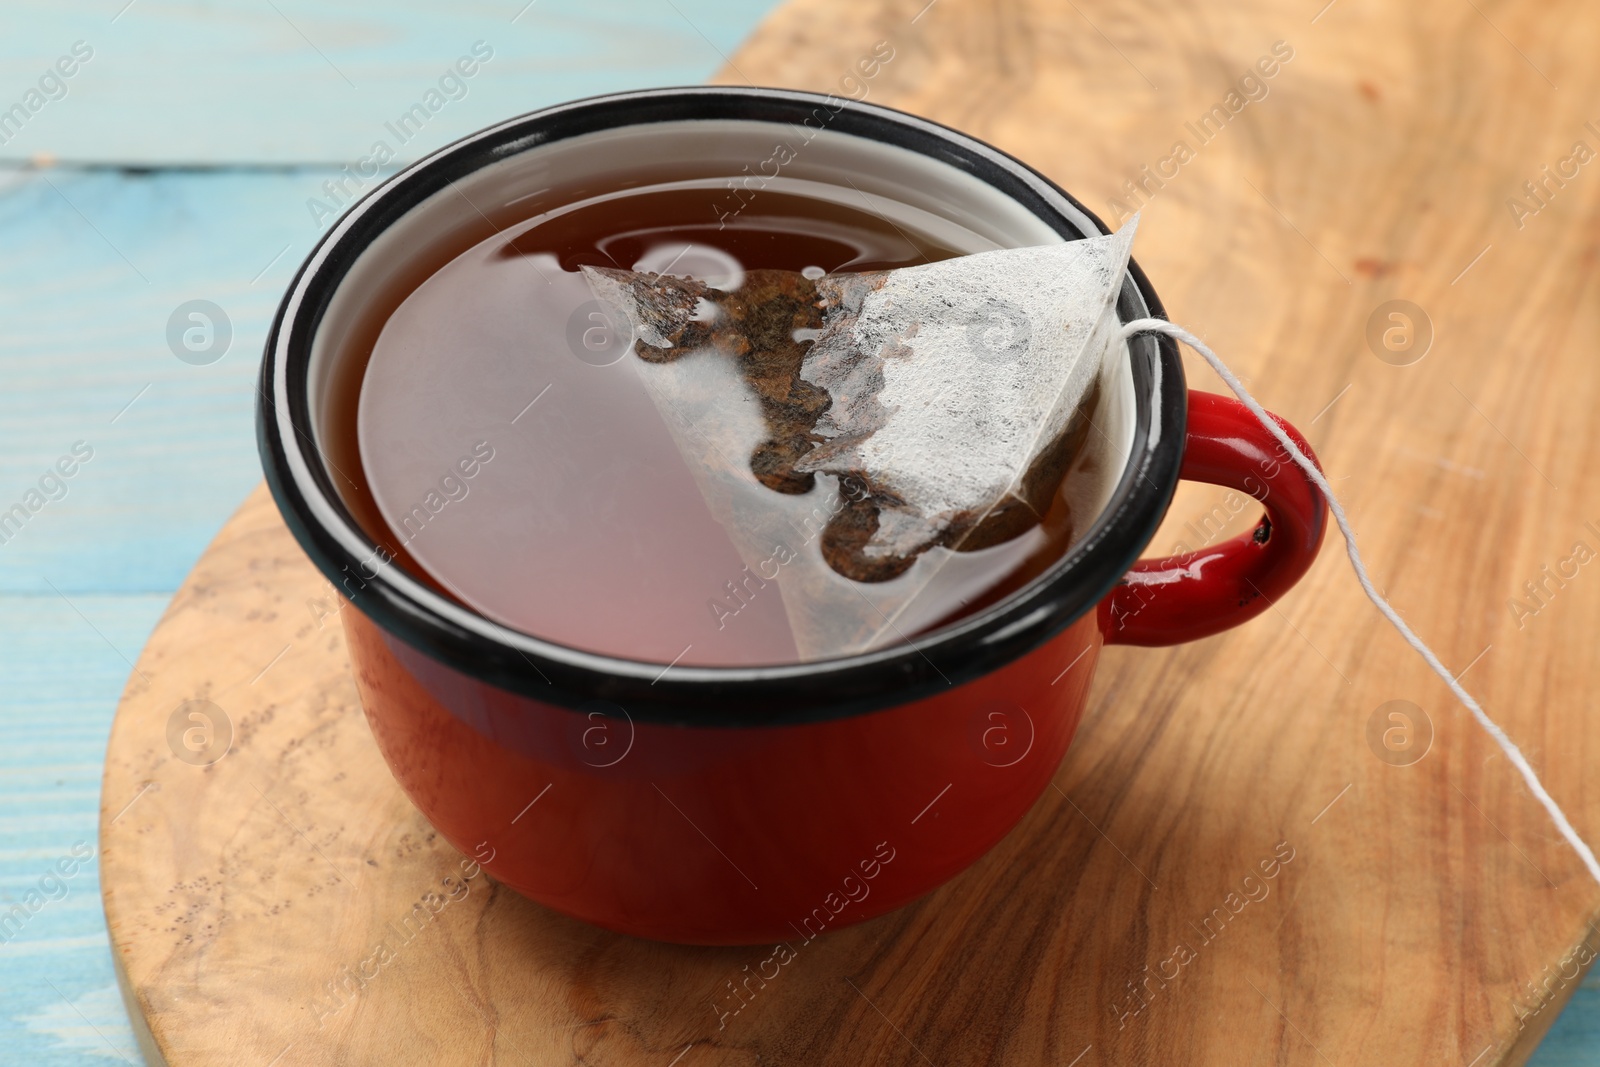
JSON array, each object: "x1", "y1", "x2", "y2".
[{"x1": 582, "y1": 217, "x2": 1137, "y2": 661}]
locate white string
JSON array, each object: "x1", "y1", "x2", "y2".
[{"x1": 1119, "y1": 317, "x2": 1600, "y2": 887}]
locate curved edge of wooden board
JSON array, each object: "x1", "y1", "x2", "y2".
[
  {"x1": 111, "y1": 933, "x2": 170, "y2": 1067},
  {"x1": 96, "y1": 495, "x2": 1600, "y2": 1062},
  {"x1": 92, "y1": 0, "x2": 1600, "y2": 1052},
  {"x1": 97, "y1": 484, "x2": 281, "y2": 1067}
]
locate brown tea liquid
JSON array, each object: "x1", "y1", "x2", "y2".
[{"x1": 332, "y1": 177, "x2": 1110, "y2": 667}]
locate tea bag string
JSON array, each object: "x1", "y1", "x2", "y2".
[{"x1": 1119, "y1": 317, "x2": 1600, "y2": 888}]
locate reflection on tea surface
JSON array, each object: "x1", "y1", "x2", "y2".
[{"x1": 350, "y1": 180, "x2": 1114, "y2": 666}]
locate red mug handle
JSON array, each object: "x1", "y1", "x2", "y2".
[{"x1": 1100, "y1": 391, "x2": 1329, "y2": 645}]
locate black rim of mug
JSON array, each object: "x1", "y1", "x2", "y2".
[{"x1": 258, "y1": 86, "x2": 1187, "y2": 727}]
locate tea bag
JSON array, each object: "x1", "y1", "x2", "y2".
[{"x1": 582, "y1": 217, "x2": 1137, "y2": 660}]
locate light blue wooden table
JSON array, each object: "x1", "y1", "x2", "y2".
[
  {"x1": 0, "y1": 3, "x2": 772, "y2": 1061},
  {"x1": 0, "y1": 2, "x2": 1593, "y2": 1063}
]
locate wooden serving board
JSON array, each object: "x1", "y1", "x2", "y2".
[{"x1": 102, "y1": 0, "x2": 1600, "y2": 1063}]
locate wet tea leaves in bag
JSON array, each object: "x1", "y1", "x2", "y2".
[{"x1": 584, "y1": 219, "x2": 1137, "y2": 659}]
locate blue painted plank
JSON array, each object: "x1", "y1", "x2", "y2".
[
  {"x1": 1532, "y1": 979, "x2": 1600, "y2": 1066},
  {"x1": 0, "y1": 0, "x2": 765, "y2": 165},
  {"x1": 0, "y1": 3, "x2": 780, "y2": 1061},
  {"x1": 0, "y1": 594, "x2": 167, "y2": 1064},
  {"x1": 0, "y1": 168, "x2": 319, "y2": 596},
  {"x1": 2, "y1": 2, "x2": 1597, "y2": 1063}
]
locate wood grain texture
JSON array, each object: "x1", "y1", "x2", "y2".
[
  {"x1": 0, "y1": 593, "x2": 164, "y2": 1064},
  {"x1": 707, "y1": 0, "x2": 1600, "y2": 1062},
  {"x1": 97, "y1": 0, "x2": 1600, "y2": 1064},
  {"x1": 1, "y1": 3, "x2": 774, "y2": 1061}
]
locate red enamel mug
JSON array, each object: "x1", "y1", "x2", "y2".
[{"x1": 259, "y1": 88, "x2": 1327, "y2": 945}]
